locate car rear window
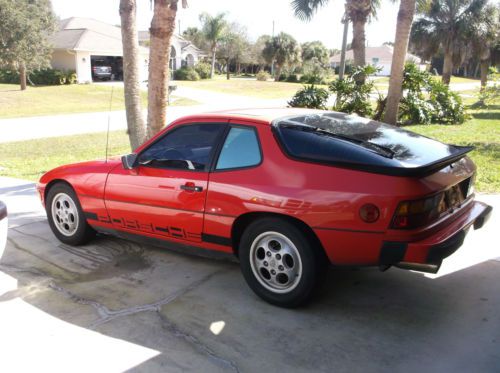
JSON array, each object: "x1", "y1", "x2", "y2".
[{"x1": 273, "y1": 112, "x2": 467, "y2": 170}]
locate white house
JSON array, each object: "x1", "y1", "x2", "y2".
[
  {"x1": 138, "y1": 31, "x2": 205, "y2": 70},
  {"x1": 49, "y1": 17, "x2": 204, "y2": 84},
  {"x1": 330, "y1": 45, "x2": 423, "y2": 76}
]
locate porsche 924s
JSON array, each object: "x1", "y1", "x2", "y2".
[{"x1": 37, "y1": 108, "x2": 492, "y2": 307}]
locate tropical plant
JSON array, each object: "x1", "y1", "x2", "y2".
[
  {"x1": 194, "y1": 62, "x2": 211, "y2": 79},
  {"x1": 477, "y1": 67, "x2": 500, "y2": 106},
  {"x1": 262, "y1": 32, "x2": 301, "y2": 81},
  {"x1": 256, "y1": 70, "x2": 271, "y2": 81},
  {"x1": 0, "y1": 0, "x2": 57, "y2": 90},
  {"x1": 328, "y1": 65, "x2": 378, "y2": 116},
  {"x1": 199, "y1": 12, "x2": 227, "y2": 79},
  {"x1": 397, "y1": 63, "x2": 467, "y2": 124},
  {"x1": 120, "y1": 0, "x2": 146, "y2": 150},
  {"x1": 288, "y1": 84, "x2": 330, "y2": 109},
  {"x1": 411, "y1": 0, "x2": 493, "y2": 85},
  {"x1": 384, "y1": 0, "x2": 417, "y2": 125},
  {"x1": 301, "y1": 41, "x2": 330, "y2": 66},
  {"x1": 146, "y1": 0, "x2": 187, "y2": 139},
  {"x1": 291, "y1": 0, "x2": 380, "y2": 83},
  {"x1": 173, "y1": 66, "x2": 200, "y2": 80}
]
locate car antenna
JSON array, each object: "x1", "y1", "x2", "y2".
[{"x1": 105, "y1": 86, "x2": 114, "y2": 163}]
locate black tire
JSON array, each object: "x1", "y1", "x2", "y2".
[
  {"x1": 239, "y1": 217, "x2": 325, "y2": 308},
  {"x1": 45, "y1": 183, "x2": 95, "y2": 245}
]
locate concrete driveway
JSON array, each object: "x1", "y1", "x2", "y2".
[{"x1": 0, "y1": 176, "x2": 499, "y2": 372}]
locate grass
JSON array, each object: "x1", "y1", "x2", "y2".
[
  {"x1": 0, "y1": 84, "x2": 199, "y2": 119},
  {"x1": 0, "y1": 131, "x2": 131, "y2": 180},
  {"x1": 175, "y1": 76, "x2": 310, "y2": 99},
  {"x1": 406, "y1": 105, "x2": 500, "y2": 193}
]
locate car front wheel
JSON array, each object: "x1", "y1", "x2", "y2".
[
  {"x1": 239, "y1": 218, "x2": 325, "y2": 308},
  {"x1": 46, "y1": 183, "x2": 95, "y2": 245}
]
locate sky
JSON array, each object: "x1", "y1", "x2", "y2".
[{"x1": 50, "y1": 0, "x2": 400, "y2": 50}]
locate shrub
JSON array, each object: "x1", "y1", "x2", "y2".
[
  {"x1": 256, "y1": 70, "x2": 271, "y2": 81},
  {"x1": 288, "y1": 84, "x2": 329, "y2": 109},
  {"x1": 300, "y1": 73, "x2": 326, "y2": 85},
  {"x1": 173, "y1": 66, "x2": 200, "y2": 81},
  {"x1": 194, "y1": 62, "x2": 211, "y2": 79},
  {"x1": 0, "y1": 68, "x2": 77, "y2": 85},
  {"x1": 397, "y1": 63, "x2": 467, "y2": 125},
  {"x1": 285, "y1": 74, "x2": 299, "y2": 83},
  {"x1": 477, "y1": 67, "x2": 500, "y2": 107},
  {"x1": 328, "y1": 65, "x2": 378, "y2": 117}
]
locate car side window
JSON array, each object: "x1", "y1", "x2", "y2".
[
  {"x1": 216, "y1": 126, "x2": 261, "y2": 170},
  {"x1": 138, "y1": 123, "x2": 225, "y2": 171}
]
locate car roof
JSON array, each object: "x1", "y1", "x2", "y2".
[{"x1": 174, "y1": 107, "x2": 327, "y2": 125}]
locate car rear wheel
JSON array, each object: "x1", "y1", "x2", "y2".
[
  {"x1": 46, "y1": 183, "x2": 95, "y2": 245},
  {"x1": 239, "y1": 218, "x2": 324, "y2": 308}
]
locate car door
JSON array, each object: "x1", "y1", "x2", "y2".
[{"x1": 104, "y1": 122, "x2": 226, "y2": 243}]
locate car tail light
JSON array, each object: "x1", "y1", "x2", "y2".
[
  {"x1": 391, "y1": 193, "x2": 446, "y2": 229},
  {"x1": 359, "y1": 204, "x2": 380, "y2": 223}
]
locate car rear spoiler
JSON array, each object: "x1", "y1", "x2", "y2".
[{"x1": 352, "y1": 145, "x2": 474, "y2": 177}]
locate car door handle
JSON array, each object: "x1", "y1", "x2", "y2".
[{"x1": 180, "y1": 183, "x2": 203, "y2": 192}]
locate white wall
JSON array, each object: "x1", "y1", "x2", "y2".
[
  {"x1": 75, "y1": 51, "x2": 92, "y2": 83},
  {"x1": 51, "y1": 50, "x2": 77, "y2": 71}
]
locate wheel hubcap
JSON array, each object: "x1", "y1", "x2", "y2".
[
  {"x1": 249, "y1": 231, "x2": 302, "y2": 294},
  {"x1": 51, "y1": 193, "x2": 79, "y2": 237}
]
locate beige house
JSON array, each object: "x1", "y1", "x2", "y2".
[
  {"x1": 330, "y1": 45, "x2": 423, "y2": 76},
  {"x1": 50, "y1": 17, "x2": 204, "y2": 84}
]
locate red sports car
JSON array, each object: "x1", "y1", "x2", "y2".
[{"x1": 37, "y1": 108, "x2": 492, "y2": 307}]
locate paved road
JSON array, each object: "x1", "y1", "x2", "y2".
[
  {"x1": 0, "y1": 86, "x2": 288, "y2": 144},
  {"x1": 0, "y1": 176, "x2": 499, "y2": 372}
]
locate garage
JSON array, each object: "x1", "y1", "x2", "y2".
[{"x1": 90, "y1": 55, "x2": 123, "y2": 82}]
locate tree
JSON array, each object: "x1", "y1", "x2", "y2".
[
  {"x1": 146, "y1": 0, "x2": 187, "y2": 139},
  {"x1": 199, "y1": 12, "x2": 227, "y2": 79},
  {"x1": 120, "y1": 0, "x2": 146, "y2": 150},
  {"x1": 0, "y1": 0, "x2": 57, "y2": 90},
  {"x1": 251, "y1": 35, "x2": 272, "y2": 72},
  {"x1": 262, "y1": 32, "x2": 301, "y2": 81},
  {"x1": 217, "y1": 23, "x2": 250, "y2": 79},
  {"x1": 384, "y1": 0, "x2": 417, "y2": 125},
  {"x1": 291, "y1": 0, "x2": 380, "y2": 83},
  {"x1": 301, "y1": 41, "x2": 330, "y2": 66},
  {"x1": 411, "y1": 0, "x2": 491, "y2": 85},
  {"x1": 182, "y1": 27, "x2": 210, "y2": 52}
]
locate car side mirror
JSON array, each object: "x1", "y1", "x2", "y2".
[{"x1": 121, "y1": 153, "x2": 138, "y2": 170}]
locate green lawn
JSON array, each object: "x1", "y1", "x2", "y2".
[
  {"x1": 0, "y1": 84, "x2": 199, "y2": 119},
  {"x1": 407, "y1": 106, "x2": 500, "y2": 193},
  {"x1": 0, "y1": 105, "x2": 498, "y2": 192},
  {"x1": 175, "y1": 76, "x2": 311, "y2": 99}
]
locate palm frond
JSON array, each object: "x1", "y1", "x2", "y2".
[{"x1": 291, "y1": 0, "x2": 329, "y2": 21}]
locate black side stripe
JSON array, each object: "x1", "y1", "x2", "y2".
[
  {"x1": 202, "y1": 233, "x2": 232, "y2": 247},
  {"x1": 84, "y1": 211, "x2": 98, "y2": 221}
]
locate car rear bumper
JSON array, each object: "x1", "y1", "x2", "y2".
[{"x1": 379, "y1": 201, "x2": 492, "y2": 273}]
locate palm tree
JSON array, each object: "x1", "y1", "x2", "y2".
[
  {"x1": 384, "y1": 0, "x2": 417, "y2": 125},
  {"x1": 291, "y1": 0, "x2": 379, "y2": 82},
  {"x1": 262, "y1": 32, "x2": 301, "y2": 81},
  {"x1": 119, "y1": 0, "x2": 146, "y2": 149},
  {"x1": 199, "y1": 12, "x2": 227, "y2": 79},
  {"x1": 146, "y1": 0, "x2": 187, "y2": 139},
  {"x1": 411, "y1": 0, "x2": 490, "y2": 85}
]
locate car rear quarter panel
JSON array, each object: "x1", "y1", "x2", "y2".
[{"x1": 205, "y1": 123, "x2": 476, "y2": 265}]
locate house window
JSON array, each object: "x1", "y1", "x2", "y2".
[{"x1": 372, "y1": 57, "x2": 379, "y2": 64}]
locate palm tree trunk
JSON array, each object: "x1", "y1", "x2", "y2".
[
  {"x1": 442, "y1": 49, "x2": 453, "y2": 85},
  {"x1": 120, "y1": 0, "x2": 146, "y2": 150},
  {"x1": 384, "y1": 0, "x2": 416, "y2": 125},
  {"x1": 274, "y1": 65, "x2": 282, "y2": 82},
  {"x1": 210, "y1": 46, "x2": 216, "y2": 78},
  {"x1": 146, "y1": 0, "x2": 178, "y2": 139},
  {"x1": 19, "y1": 62, "x2": 27, "y2": 91},
  {"x1": 351, "y1": 19, "x2": 366, "y2": 68},
  {"x1": 479, "y1": 59, "x2": 489, "y2": 91}
]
